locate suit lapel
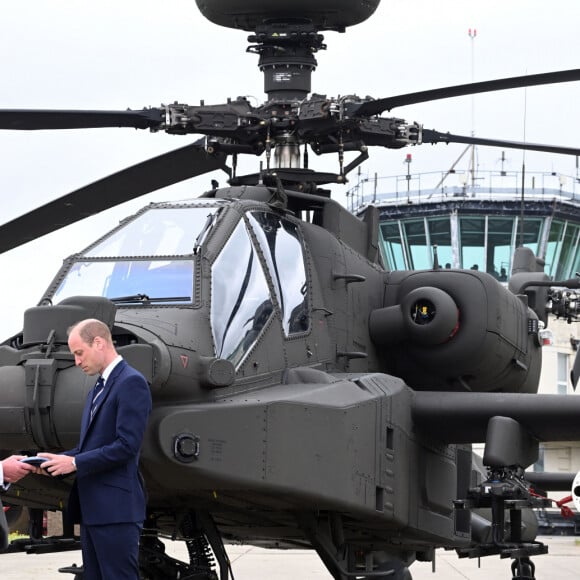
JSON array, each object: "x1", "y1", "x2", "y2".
[{"x1": 79, "y1": 361, "x2": 127, "y2": 445}]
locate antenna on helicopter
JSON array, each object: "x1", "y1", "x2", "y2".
[
  {"x1": 518, "y1": 87, "x2": 529, "y2": 248},
  {"x1": 468, "y1": 27, "x2": 478, "y2": 191}
]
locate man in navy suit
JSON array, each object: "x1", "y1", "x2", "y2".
[{"x1": 39, "y1": 318, "x2": 152, "y2": 580}]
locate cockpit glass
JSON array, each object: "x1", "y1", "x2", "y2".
[
  {"x1": 52, "y1": 259, "x2": 194, "y2": 304},
  {"x1": 85, "y1": 206, "x2": 219, "y2": 257},
  {"x1": 247, "y1": 212, "x2": 309, "y2": 335},
  {"x1": 51, "y1": 205, "x2": 220, "y2": 305},
  {"x1": 211, "y1": 220, "x2": 272, "y2": 366}
]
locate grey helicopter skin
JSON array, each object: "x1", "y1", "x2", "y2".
[
  {"x1": 1, "y1": 183, "x2": 576, "y2": 580},
  {"x1": 2, "y1": 0, "x2": 580, "y2": 578}
]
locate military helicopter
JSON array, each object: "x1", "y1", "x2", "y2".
[{"x1": 2, "y1": 1, "x2": 580, "y2": 579}]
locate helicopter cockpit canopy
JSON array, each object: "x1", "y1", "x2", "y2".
[
  {"x1": 43, "y1": 198, "x2": 310, "y2": 372},
  {"x1": 51, "y1": 203, "x2": 223, "y2": 306},
  {"x1": 211, "y1": 210, "x2": 309, "y2": 367}
]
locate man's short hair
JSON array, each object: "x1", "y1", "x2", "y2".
[{"x1": 68, "y1": 319, "x2": 112, "y2": 345}]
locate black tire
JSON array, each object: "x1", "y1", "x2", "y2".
[{"x1": 5, "y1": 505, "x2": 29, "y2": 534}]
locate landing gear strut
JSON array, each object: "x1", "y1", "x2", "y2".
[
  {"x1": 299, "y1": 512, "x2": 413, "y2": 580},
  {"x1": 139, "y1": 510, "x2": 231, "y2": 580},
  {"x1": 59, "y1": 510, "x2": 232, "y2": 579},
  {"x1": 454, "y1": 416, "x2": 550, "y2": 580}
]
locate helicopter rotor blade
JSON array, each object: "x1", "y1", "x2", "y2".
[
  {"x1": 421, "y1": 129, "x2": 580, "y2": 157},
  {"x1": 350, "y1": 68, "x2": 580, "y2": 117},
  {"x1": 0, "y1": 141, "x2": 228, "y2": 254},
  {"x1": 0, "y1": 108, "x2": 165, "y2": 130}
]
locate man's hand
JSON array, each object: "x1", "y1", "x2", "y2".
[
  {"x1": 37, "y1": 453, "x2": 77, "y2": 477},
  {"x1": 2, "y1": 455, "x2": 35, "y2": 483}
]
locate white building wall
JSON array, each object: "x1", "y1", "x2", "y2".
[{"x1": 537, "y1": 316, "x2": 580, "y2": 499}]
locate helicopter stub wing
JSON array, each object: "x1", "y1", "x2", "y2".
[
  {"x1": 412, "y1": 391, "x2": 580, "y2": 444},
  {"x1": 524, "y1": 471, "x2": 576, "y2": 492},
  {"x1": 0, "y1": 140, "x2": 229, "y2": 254}
]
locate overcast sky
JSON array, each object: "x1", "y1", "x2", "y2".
[{"x1": 1, "y1": 0, "x2": 580, "y2": 336}]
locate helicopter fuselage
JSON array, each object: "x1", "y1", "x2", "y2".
[{"x1": 0, "y1": 185, "x2": 550, "y2": 574}]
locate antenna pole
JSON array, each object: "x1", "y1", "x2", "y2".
[
  {"x1": 405, "y1": 154, "x2": 412, "y2": 202},
  {"x1": 519, "y1": 88, "x2": 528, "y2": 248},
  {"x1": 468, "y1": 28, "x2": 477, "y2": 191},
  {"x1": 519, "y1": 161, "x2": 526, "y2": 246}
]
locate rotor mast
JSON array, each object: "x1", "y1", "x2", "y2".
[
  {"x1": 247, "y1": 20, "x2": 325, "y2": 101},
  {"x1": 247, "y1": 20, "x2": 326, "y2": 170}
]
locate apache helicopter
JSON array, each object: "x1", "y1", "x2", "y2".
[{"x1": 2, "y1": 1, "x2": 580, "y2": 579}]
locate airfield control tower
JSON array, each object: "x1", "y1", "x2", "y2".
[{"x1": 352, "y1": 160, "x2": 580, "y2": 497}]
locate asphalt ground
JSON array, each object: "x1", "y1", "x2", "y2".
[{"x1": 1, "y1": 536, "x2": 578, "y2": 579}]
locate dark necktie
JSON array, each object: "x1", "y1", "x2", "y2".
[{"x1": 90, "y1": 377, "x2": 105, "y2": 419}]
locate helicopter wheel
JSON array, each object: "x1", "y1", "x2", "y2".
[
  {"x1": 511, "y1": 556, "x2": 535, "y2": 580},
  {"x1": 375, "y1": 558, "x2": 412, "y2": 580}
]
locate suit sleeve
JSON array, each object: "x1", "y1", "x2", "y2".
[
  {"x1": 75, "y1": 373, "x2": 152, "y2": 475},
  {"x1": 0, "y1": 463, "x2": 8, "y2": 550}
]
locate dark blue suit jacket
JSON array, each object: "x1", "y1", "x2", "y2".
[{"x1": 65, "y1": 359, "x2": 152, "y2": 526}]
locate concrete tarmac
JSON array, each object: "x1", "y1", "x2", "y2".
[{"x1": 1, "y1": 536, "x2": 578, "y2": 579}]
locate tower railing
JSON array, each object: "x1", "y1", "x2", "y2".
[{"x1": 348, "y1": 169, "x2": 580, "y2": 212}]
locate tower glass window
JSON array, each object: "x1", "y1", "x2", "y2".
[
  {"x1": 375, "y1": 205, "x2": 580, "y2": 280},
  {"x1": 403, "y1": 219, "x2": 429, "y2": 269},
  {"x1": 487, "y1": 217, "x2": 513, "y2": 279},
  {"x1": 427, "y1": 217, "x2": 453, "y2": 268},
  {"x1": 379, "y1": 223, "x2": 406, "y2": 270},
  {"x1": 518, "y1": 217, "x2": 543, "y2": 256},
  {"x1": 555, "y1": 223, "x2": 579, "y2": 280},
  {"x1": 544, "y1": 220, "x2": 564, "y2": 276},
  {"x1": 570, "y1": 231, "x2": 580, "y2": 278},
  {"x1": 459, "y1": 217, "x2": 485, "y2": 271}
]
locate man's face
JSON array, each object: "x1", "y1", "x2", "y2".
[{"x1": 68, "y1": 330, "x2": 105, "y2": 376}]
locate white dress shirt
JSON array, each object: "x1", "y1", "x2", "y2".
[{"x1": 0, "y1": 461, "x2": 7, "y2": 491}]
